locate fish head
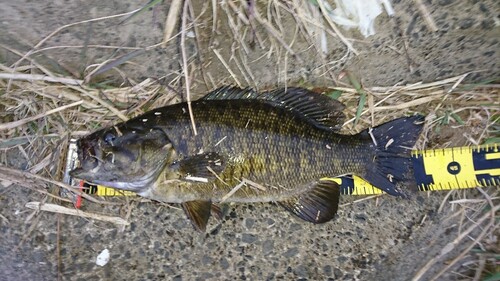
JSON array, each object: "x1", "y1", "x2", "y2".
[{"x1": 70, "y1": 124, "x2": 174, "y2": 192}]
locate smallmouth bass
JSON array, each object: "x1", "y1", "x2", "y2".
[{"x1": 71, "y1": 86, "x2": 424, "y2": 231}]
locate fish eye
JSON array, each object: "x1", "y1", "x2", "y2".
[{"x1": 103, "y1": 132, "x2": 116, "y2": 146}]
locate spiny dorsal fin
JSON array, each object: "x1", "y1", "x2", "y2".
[
  {"x1": 202, "y1": 86, "x2": 259, "y2": 100},
  {"x1": 278, "y1": 180, "x2": 340, "y2": 224},
  {"x1": 181, "y1": 200, "x2": 212, "y2": 232},
  {"x1": 202, "y1": 86, "x2": 345, "y2": 131}
]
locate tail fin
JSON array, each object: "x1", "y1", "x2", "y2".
[{"x1": 362, "y1": 115, "x2": 425, "y2": 197}]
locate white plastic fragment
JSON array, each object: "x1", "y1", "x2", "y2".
[
  {"x1": 96, "y1": 249, "x2": 110, "y2": 267},
  {"x1": 319, "y1": 0, "x2": 395, "y2": 37}
]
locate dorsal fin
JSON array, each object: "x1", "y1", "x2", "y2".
[
  {"x1": 202, "y1": 86, "x2": 259, "y2": 100},
  {"x1": 202, "y1": 86, "x2": 346, "y2": 131},
  {"x1": 260, "y1": 88, "x2": 345, "y2": 131}
]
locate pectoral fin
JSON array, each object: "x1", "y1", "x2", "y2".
[
  {"x1": 181, "y1": 200, "x2": 212, "y2": 232},
  {"x1": 172, "y1": 152, "x2": 226, "y2": 181},
  {"x1": 278, "y1": 180, "x2": 340, "y2": 224}
]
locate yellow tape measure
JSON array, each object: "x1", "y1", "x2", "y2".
[
  {"x1": 72, "y1": 144, "x2": 499, "y2": 198},
  {"x1": 411, "y1": 143, "x2": 499, "y2": 191},
  {"x1": 94, "y1": 186, "x2": 136, "y2": 196}
]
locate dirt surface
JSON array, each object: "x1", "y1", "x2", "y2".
[
  {"x1": 0, "y1": 1, "x2": 499, "y2": 280},
  {"x1": 1, "y1": 1, "x2": 499, "y2": 92}
]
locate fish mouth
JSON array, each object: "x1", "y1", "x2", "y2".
[
  {"x1": 69, "y1": 127, "x2": 173, "y2": 192},
  {"x1": 77, "y1": 138, "x2": 102, "y2": 171},
  {"x1": 69, "y1": 162, "x2": 160, "y2": 192},
  {"x1": 69, "y1": 137, "x2": 101, "y2": 180}
]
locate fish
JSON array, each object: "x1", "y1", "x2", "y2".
[{"x1": 70, "y1": 86, "x2": 424, "y2": 231}]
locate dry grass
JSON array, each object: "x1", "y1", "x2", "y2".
[{"x1": 0, "y1": 1, "x2": 498, "y2": 280}]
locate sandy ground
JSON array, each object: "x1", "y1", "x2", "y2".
[{"x1": 0, "y1": 0, "x2": 499, "y2": 280}]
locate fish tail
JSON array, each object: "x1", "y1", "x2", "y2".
[{"x1": 362, "y1": 115, "x2": 425, "y2": 197}]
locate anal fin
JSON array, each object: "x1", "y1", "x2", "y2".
[
  {"x1": 181, "y1": 200, "x2": 212, "y2": 232},
  {"x1": 278, "y1": 180, "x2": 340, "y2": 224}
]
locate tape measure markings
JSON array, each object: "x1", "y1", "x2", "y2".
[
  {"x1": 94, "y1": 186, "x2": 135, "y2": 196},
  {"x1": 485, "y1": 152, "x2": 500, "y2": 160},
  {"x1": 412, "y1": 143, "x2": 499, "y2": 192}
]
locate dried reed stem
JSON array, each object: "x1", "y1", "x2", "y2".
[
  {"x1": 26, "y1": 202, "x2": 129, "y2": 226},
  {"x1": 0, "y1": 100, "x2": 83, "y2": 131},
  {"x1": 180, "y1": 0, "x2": 198, "y2": 135},
  {"x1": 0, "y1": 73, "x2": 82, "y2": 85},
  {"x1": 413, "y1": 0, "x2": 438, "y2": 32},
  {"x1": 412, "y1": 204, "x2": 500, "y2": 281},
  {"x1": 162, "y1": 0, "x2": 183, "y2": 47}
]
